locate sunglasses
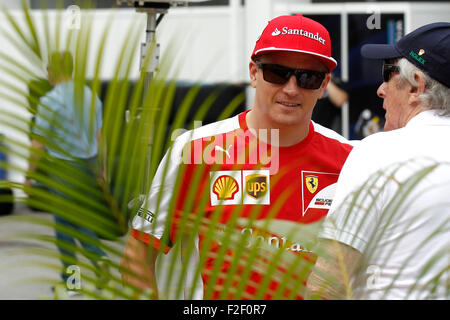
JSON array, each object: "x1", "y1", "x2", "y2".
[
  {"x1": 382, "y1": 64, "x2": 400, "y2": 82},
  {"x1": 257, "y1": 62, "x2": 326, "y2": 90}
]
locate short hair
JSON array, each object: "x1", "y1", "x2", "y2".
[
  {"x1": 397, "y1": 58, "x2": 450, "y2": 116},
  {"x1": 47, "y1": 51, "x2": 73, "y2": 78}
]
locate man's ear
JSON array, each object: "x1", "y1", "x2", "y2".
[
  {"x1": 249, "y1": 60, "x2": 258, "y2": 88},
  {"x1": 409, "y1": 71, "x2": 426, "y2": 104},
  {"x1": 318, "y1": 73, "x2": 331, "y2": 98}
]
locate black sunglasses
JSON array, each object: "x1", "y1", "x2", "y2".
[
  {"x1": 382, "y1": 64, "x2": 400, "y2": 82},
  {"x1": 257, "y1": 62, "x2": 326, "y2": 90}
]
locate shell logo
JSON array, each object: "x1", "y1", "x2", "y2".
[{"x1": 212, "y1": 175, "x2": 239, "y2": 200}]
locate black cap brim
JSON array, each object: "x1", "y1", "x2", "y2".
[{"x1": 361, "y1": 44, "x2": 402, "y2": 60}]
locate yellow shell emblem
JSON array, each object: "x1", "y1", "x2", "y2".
[
  {"x1": 213, "y1": 175, "x2": 239, "y2": 200},
  {"x1": 418, "y1": 49, "x2": 425, "y2": 56}
]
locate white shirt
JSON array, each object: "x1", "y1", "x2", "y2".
[{"x1": 320, "y1": 110, "x2": 450, "y2": 299}]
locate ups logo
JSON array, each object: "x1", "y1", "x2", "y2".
[{"x1": 245, "y1": 174, "x2": 268, "y2": 199}]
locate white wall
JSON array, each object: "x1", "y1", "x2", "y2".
[
  {"x1": 157, "y1": 6, "x2": 246, "y2": 83},
  {"x1": 0, "y1": 0, "x2": 22, "y2": 9},
  {"x1": 408, "y1": 2, "x2": 450, "y2": 31}
]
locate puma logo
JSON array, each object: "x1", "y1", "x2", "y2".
[{"x1": 214, "y1": 144, "x2": 232, "y2": 158}]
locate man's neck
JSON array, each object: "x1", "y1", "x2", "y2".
[
  {"x1": 245, "y1": 109, "x2": 310, "y2": 147},
  {"x1": 403, "y1": 104, "x2": 427, "y2": 127}
]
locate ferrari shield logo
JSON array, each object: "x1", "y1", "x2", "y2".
[
  {"x1": 305, "y1": 175, "x2": 318, "y2": 194},
  {"x1": 301, "y1": 171, "x2": 339, "y2": 217}
]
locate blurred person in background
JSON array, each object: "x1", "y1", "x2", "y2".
[
  {"x1": 312, "y1": 75, "x2": 349, "y2": 134},
  {"x1": 25, "y1": 51, "x2": 108, "y2": 296}
]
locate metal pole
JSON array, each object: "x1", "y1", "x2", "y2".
[
  {"x1": 117, "y1": 1, "x2": 168, "y2": 194},
  {"x1": 136, "y1": 8, "x2": 166, "y2": 193},
  {"x1": 341, "y1": 10, "x2": 349, "y2": 139},
  {"x1": 142, "y1": 10, "x2": 158, "y2": 100}
]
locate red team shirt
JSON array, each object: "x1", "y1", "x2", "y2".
[{"x1": 131, "y1": 110, "x2": 353, "y2": 299}]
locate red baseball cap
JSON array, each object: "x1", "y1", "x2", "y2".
[{"x1": 251, "y1": 14, "x2": 337, "y2": 72}]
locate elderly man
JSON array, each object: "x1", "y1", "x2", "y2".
[
  {"x1": 307, "y1": 22, "x2": 450, "y2": 300},
  {"x1": 121, "y1": 14, "x2": 354, "y2": 300}
]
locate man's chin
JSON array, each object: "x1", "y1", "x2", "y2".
[
  {"x1": 270, "y1": 113, "x2": 304, "y2": 128},
  {"x1": 383, "y1": 123, "x2": 397, "y2": 132}
]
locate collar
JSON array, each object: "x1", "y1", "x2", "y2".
[{"x1": 406, "y1": 110, "x2": 450, "y2": 128}]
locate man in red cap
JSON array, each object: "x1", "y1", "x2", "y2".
[{"x1": 121, "y1": 14, "x2": 354, "y2": 300}]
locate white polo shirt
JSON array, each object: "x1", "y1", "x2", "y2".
[{"x1": 320, "y1": 110, "x2": 450, "y2": 300}]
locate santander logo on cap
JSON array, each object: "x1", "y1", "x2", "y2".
[
  {"x1": 273, "y1": 26, "x2": 326, "y2": 45},
  {"x1": 251, "y1": 14, "x2": 337, "y2": 72},
  {"x1": 271, "y1": 28, "x2": 281, "y2": 36}
]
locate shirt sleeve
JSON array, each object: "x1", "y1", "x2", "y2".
[
  {"x1": 131, "y1": 134, "x2": 191, "y2": 254},
  {"x1": 131, "y1": 153, "x2": 176, "y2": 253}
]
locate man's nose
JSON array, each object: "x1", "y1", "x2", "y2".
[
  {"x1": 377, "y1": 82, "x2": 386, "y2": 98},
  {"x1": 282, "y1": 75, "x2": 299, "y2": 95}
]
